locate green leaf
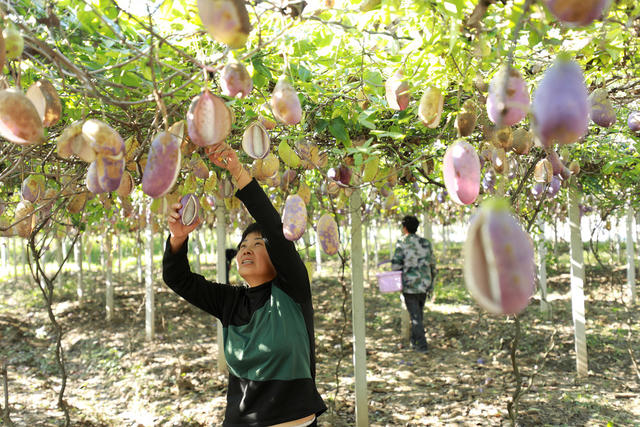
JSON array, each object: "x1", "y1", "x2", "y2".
[{"x1": 329, "y1": 117, "x2": 350, "y2": 143}]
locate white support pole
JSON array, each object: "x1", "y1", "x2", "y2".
[
  {"x1": 136, "y1": 226, "x2": 143, "y2": 284},
  {"x1": 349, "y1": 189, "x2": 368, "y2": 427},
  {"x1": 75, "y1": 236, "x2": 84, "y2": 302},
  {"x1": 215, "y1": 198, "x2": 227, "y2": 372},
  {"x1": 145, "y1": 207, "x2": 155, "y2": 341},
  {"x1": 105, "y1": 231, "x2": 114, "y2": 322},
  {"x1": 12, "y1": 238, "x2": 17, "y2": 279},
  {"x1": 568, "y1": 179, "x2": 588, "y2": 377},
  {"x1": 626, "y1": 206, "x2": 636, "y2": 304},
  {"x1": 373, "y1": 218, "x2": 379, "y2": 268},
  {"x1": 537, "y1": 219, "x2": 550, "y2": 314},
  {"x1": 422, "y1": 211, "x2": 433, "y2": 242},
  {"x1": 118, "y1": 233, "x2": 122, "y2": 277},
  {"x1": 363, "y1": 221, "x2": 369, "y2": 282}
]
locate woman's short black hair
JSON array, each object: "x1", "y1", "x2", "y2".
[
  {"x1": 238, "y1": 222, "x2": 266, "y2": 249},
  {"x1": 401, "y1": 215, "x2": 419, "y2": 234}
]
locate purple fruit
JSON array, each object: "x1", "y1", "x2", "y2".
[
  {"x1": 86, "y1": 161, "x2": 103, "y2": 193},
  {"x1": 545, "y1": 148, "x2": 571, "y2": 179},
  {"x1": 96, "y1": 154, "x2": 125, "y2": 192},
  {"x1": 531, "y1": 182, "x2": 546, "y2": 200},
  {"x1": 532, "y1": 56, "x2": 589, "y2": 148},
  {"x1": 142, "y1": 131, "x2": 182, "y2": 198},
  {"x1": 178, "y1": 193, "x2": 200, "y2": 226},
  {"x1": 197, "y1": 0, "x2": 251, "y2": 49},
  {"x1": 385, "y1": 70, "x2": 410, "y2": 111},
  {"x1": 442, "y1": 140, "x2": 480, "y2": 205},
  {"x1": 436, "y1": 191, "x2": 447, "y2": 204},
  {"x1": 464, "y1": 199, "x2": 536, "y2": 315},
  {"x1": 542, "y1": 0, "x2": 611, "y2": 27},
  {"x1": 220, "y1": 62, "x2": 253, "y2": 98},
  {"x1": 487, "y1": 66, "x2": 530, "y2": 127},
  {"x1": 187, "y1": 89, "x2": 233, "y2": 147},
  {"x1": 317, "y1": 213, "x2": 339, "y2": 255},
  {"x1": 628, "y1": 111, "x2": 640, "y2": 133},
  {"x1": 271, "y1": 76, "x2": 302, "y2": 125},
  {"x1": 588, "y1": 88, "x2": 616, "y2": 128},
  {"x1": 282, "y1": 195, "x2": 307, "y2": 241},
  {"x1": 547, "y1": 175, "x2": 562, "y2": 198},
  {"x1": 21, "y1": 175, "x2": 45, "y2": 203}
]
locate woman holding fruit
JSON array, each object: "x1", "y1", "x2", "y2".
[{"x1": 162, "y1": 143, "x2": 326, "y2": 427}]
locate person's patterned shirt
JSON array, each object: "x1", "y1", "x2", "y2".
[{"x1": 391, "y1": 233, "x2": 436, "y2": 294}]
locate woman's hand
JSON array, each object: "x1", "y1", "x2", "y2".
[
  {"x1": 206, "y1": 143, "x2": 251, "y2": 189},
  {"x1": 168, "y1": 202, "x2": 202, "y2": 253}
]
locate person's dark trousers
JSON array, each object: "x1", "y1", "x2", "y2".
[{"x1": 402, "y1": 292, "x2": 428, "y2": 351}]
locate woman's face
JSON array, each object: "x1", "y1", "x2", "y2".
[{"x1": 236, "y1": 231, "x2": 276, "y2": 286}]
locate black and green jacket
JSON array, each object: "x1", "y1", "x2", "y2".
[{"x1": 162, "y1": 179, "x2": 326, "y2": 426}]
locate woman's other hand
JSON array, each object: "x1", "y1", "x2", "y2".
[
  {"x1": 168, "y1": 202, "x2": 202, "y2": 253},
  {"x1": 206, "y1": 143, "x2": 251, "y2": 189}
]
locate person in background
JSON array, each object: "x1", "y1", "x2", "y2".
[
  {"x1": 391, "y1": 215, "x2": 436, "y2": 354},
  {"x1": 162, "y1": 143, "x2": 326, "y2": 426}
]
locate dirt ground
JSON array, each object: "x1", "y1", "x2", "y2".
[{"x1": 0, "y1": 248, "x2": 639, "y2": 426}]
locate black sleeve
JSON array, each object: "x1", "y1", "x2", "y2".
[
  {"x1": 162, "y1": 235, "x2": 241, "y2": 325},
  {"x1": 235, "y1": 179, "x2": 311, "y2": 304}
]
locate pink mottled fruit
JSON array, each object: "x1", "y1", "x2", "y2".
[
  {"x1": 197, "y1": 0, "x2": 251, "y2": 49},
  {"x1": 96, "y1": 154, "x2": 125, "y2": 192},
  {"x1": 190, "y1": 154, "x2": 210, "y2": 179},
  {"x1": 317, "y1": 213, "x2": 339, "y2": 255},
  {"x1": 178, "y1": 193, "x2": 200, "y2": 226},
  {"x1": 542, "y1": 0, "x2": 611, "y2": 27},
  {"x1": 282, "y1": 195, "x2": 307, "y2": 241},
  {"x1": 385, "y1": 70, "x2": 410, "y2": 111},
  {"x1": 270, "y1": 76, "x2": 302, "y2": 125},
  {"x1": 25, "y1": 79, "x2": 62, "y2": 127},
  {"x1": 628, "y1": 111, "x2": 640, "y2": 133},
  {"x1": 532, "y1": 56, "x2": 589, "y2": 148},
  {"x1": 0, "y1": 88, "x2": 45, "y2": 145},
  {"x1": 82, "y1": 119, "x2": 125, "y2": 156},
  {"x1": 21, "y1": 175, "x2": 45, "y2": 203},
  {"x1": 187, "y1": 89, "x2": 233, "y2": 147},
  {"x1": 86, "y1": 161, "x2": 103, "y2": 194},
  {"x1": 486, "y1": 66, "x2": 530, "y2": 127},
  {"x1": 442, "y1": 140, "x2": 480, "y2": 205},
  {"x1": 220, "y1": 62, "x2": 253, "y2": 98},
  {"x1": 142, "y1": 131, "x2": 182, "y2": 198},
  {"x1": 588, "y1": 88, "x2": 616, "y2": 128},
  {"x1": 464, "y1": 199, "x2": 535, "y2": 315}
]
